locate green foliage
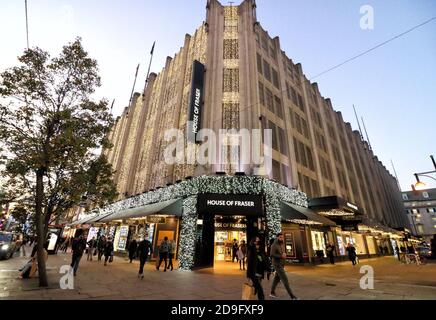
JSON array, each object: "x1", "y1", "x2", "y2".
[{"x1": 0, "y1": 37, "x2": 118, "y2": 227}]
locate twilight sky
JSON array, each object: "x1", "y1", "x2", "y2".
[{"x1": 0, "y1": 0, "x2": 435, "y2": 191}]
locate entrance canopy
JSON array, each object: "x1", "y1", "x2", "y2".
[
  {"x1": 281, "y1": 202, "x2": 336, "y2": 226},
  {"x1": 309, "y1": 196, "x2": 362, "y2": 216},
  {"x1": 99, "y1": 198, "x2": 183, "y2": 222}
]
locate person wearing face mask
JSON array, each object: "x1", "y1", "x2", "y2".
[
  {"x1": 269, "y1": 232, "x2": 298, "y2": 300},
  {"x1": 246, "y1": 236, "x2": 268, "y2": 300}
]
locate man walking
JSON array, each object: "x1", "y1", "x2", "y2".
[
  {"x1": 167, "y1": 239, "x2": 176, "y2": 271},
  {"x1": 137, "y1": 237, "x2": 153, "y2": 279},
  {"x1": 270, "y1": 233, "x2": 298, "y2": 300},
  {"x1": 70, "y1": 235, "x2": 86, "y2": 276},
  {"x1": 326, "y1": 243, "x2": 335, "y2": 265},
  {"x1": 156, "y1": 237, "x2": 169, "y2": 271},
  {"x1": 346, "y1": 243, "x2": 357, "y2": 266},
  {"x1": 97, "y1": 236, "x2": 106, "y2": 261}
]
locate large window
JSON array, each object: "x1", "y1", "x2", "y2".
[
  {"x1": 272, "y1": 69, "x2": 280, "y2": 89},
  {"x1": 274, "y1": 96, "x2": 283, "y2": 118},
  {"x1": 223, "y1": 39, "x2": 239, "y2": 59},
  {"x1": 257, "y1": 53, "x2": 263, "y2": 74},
  {"x1": 258, "y1": 82, "x2": 265, "y2": 105},
  {"x1": 263, "y1": 59, "x2": 271, "y2": 82},
  {"x1": 278, "y1": 127, "x2": 288, "y2": 155}
]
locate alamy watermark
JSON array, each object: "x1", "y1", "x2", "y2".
[
  {"x1": 164, "y1": 127, "x2": 273, "y2": 175},
  {"x1": 359, "y1": 265, "x2": 374, "y2": 290},
  {"x1": 59, "y1": 265, "x2": 74, "y2": 290},
  {"x1": 360, "y1": 5, "x2": 374, "y2": 30}
]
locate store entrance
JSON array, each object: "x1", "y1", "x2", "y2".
[
  {"x1": 194, "y1": 212, "x2": 259, "y2": 270},
  {"x1": 214, "y1": 215, "x2": 247, "y2": 266}
]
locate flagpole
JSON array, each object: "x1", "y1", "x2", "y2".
[
  {"x1": 129, "y1": 63, "x2": 140, "y2": 106},
  {"x1": 25, "y1": 0, "x2": 29, "y2": 49},
  {"x1": 145, "y1": 41, "x2": 156, "y2": 87}
]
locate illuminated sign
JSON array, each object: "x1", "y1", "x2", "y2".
[
  {"x1": 346, "y1": 202, "x2": 359, "y2": 211},
  {"x1": 187, "y1": 60, "x2": 205, "y2": 143}
]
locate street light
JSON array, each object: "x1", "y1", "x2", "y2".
[{"x1": 413, "y1": 155, "x2": 436, "y2": 190}]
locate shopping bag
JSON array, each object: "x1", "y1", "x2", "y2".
[{"x1": 241, "y1": 282, "x2": 256, "y2": 300}]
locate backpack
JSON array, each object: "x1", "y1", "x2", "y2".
[{"x1": 159, "y1": 241, "x2": 169, "y2": 253}]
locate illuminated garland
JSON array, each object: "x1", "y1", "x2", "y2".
[{"x1": 84, "y1": 175, "x2": 308, "y2": 270}]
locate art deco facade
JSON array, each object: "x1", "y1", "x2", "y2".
[{"x1": 104, "y1": 0, "x2": 408, "y2": 230}]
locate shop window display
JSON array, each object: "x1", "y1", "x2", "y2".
[{"x1": 311, "y1": 230, "x2": 326, "y2": 257}]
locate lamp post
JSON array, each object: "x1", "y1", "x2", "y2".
[{"x1": 413, "y1": 155, "x2": 436, "y2": 190}]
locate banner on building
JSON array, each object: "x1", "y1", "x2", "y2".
[{"x1": 187, "y1": 60, "x2": 205, "y2": 143}]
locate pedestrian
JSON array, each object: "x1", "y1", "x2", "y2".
[
  {"x1": 269, "y1": 233, "x2": 298, "y2": 300},
  {"x1": 104, "y1": 238, "x2": 114, "y2": 266},
  {"x1": 346, "y1": 243, "x2": 357, "y2": 266},
  {"x1": 63, "y1": 237, "x2": 71, "y2": 253},
  {"x1": 128, "y1": 239, "x2": 138, "y2": 263},
  {"x1": 156, "y1": 237, "x2": 169, "y2": 271},
  {"x1": 395, "y1": 245, "x2": 401, "y2": 261},
  {"x1": 70, "y1": 235, "x2": 86, "y2": 276},
  {"x1": 97, "y1": 236, "x2": 106, "y2": 261},
  {"x1": 86, "y1": 237, "x2": 96, "y2": 261},
  {"x1": 384, "y1": 246, "x2": 389, "y2": 255},
  {"x1": 137, "y1": 237, "x2": 153, "y2": 279},
  {"x1": 246, "y1": 236, "x2": 268, "y2": 300},
  {"x1": 167, "y1": 239, "x2": 176, "y2": 271},
  {"x1": 266, "y1": 238, "x2": 275, "y2": 280},
  {"x1": 238, "y1": 240, "x2": 247, "y2": 270},
  {"x1": 326, "y1": 243, "x2": 335, "y2": 265},
  {"x1": 232, "y1": 239, "x2": 239, "y2": 263}
]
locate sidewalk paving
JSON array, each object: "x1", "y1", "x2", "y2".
[{"x1": 1, "y1": 249, "x2": 435, "y2": 300}]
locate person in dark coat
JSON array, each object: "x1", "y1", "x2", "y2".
[
  {"x1": 128, "y1": 239, "x2": 138, "y2": 263},
  {"x1": 246, "y1": 236, "x2": 268, "y2": 300},
  {"x1": 346, "y1": 243, "x2": 357, "y2": 266},
  {"x1": 97, "y1": 236, "x2": 106, "y2": 261},
  {"x1": 70, "y1": 235, "x2": 86, "y2": 276},
  {"x1": 395, "y1": 245, "x2": 401, "y2": 261},
  {"x1": 104, "y1": 238, "x2": 114, "y2": 266},
  {"x1": 326, "y1": 243, "x2": 335, "y2": 265},
  {"x1": 137, "y1": 237, "x2": 153, "y2": 279},
  {"x1": 156, "y1": 237, "x2": 169, "y2": 271},
  {"x1": 232, "y1": 239, "x2": 239, "y2": 262}
]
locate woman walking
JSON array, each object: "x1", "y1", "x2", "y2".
[
  {"x1": 104, "y1": 238, "x2": 114, "y2": 266},
  {"x1": 246, "y1": 236, "x2": 268, "y2": 300},
  {"x1": 238, "y1": 240, "x2": 247, "y2": 270}
]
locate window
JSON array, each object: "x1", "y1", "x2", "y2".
[
  {"x1": 293, "y1": 137, "x2": 300, "y2": 163},
  {"x1": 301, "y1": 118, "x2": 309, "y2": 139},
  {"x1": 265, "y1": 88, "x2": 274, "y2": 113},
  {"x1": 311, "y1": 179, "x2": 320, "y2": 197},
  {"x1": 272, "y1": 69, "x2": 280, "y2": 88},
  {"x1": 281, "y1": 164, "x2": 289, "y2": 185},
  {"x1": 306, "y1": 146, "x2": 315, "y2": 171},
  {"x1": 223, "y1": 39, "x2": 239, "y2": 59},
  {"x1": 274, "y1": 96, "x2": 283, "y2": 118},
  {"x1": 304, "y1": 175, "x2": 312, "y2": 197},
  {"x1": 294, "y1": 113, "x2": 302, "y2": 134},
  {"x1": 258, "y1": 82, "x2": 265, "y2": 105},
  {"x1": 263, "y1": 59, "x2": 271, "y2": 82},
  {"x1": 223, "y1": 68, "x2": 239, "y2": 92},
  {"x1": 428, "y1": 208, "x2": 435, "y2": 213},
  {"x1": 297, "y1": 94, "x2": 305, "y2": 112},
  {"x1": 278, "y1": 127, "x2": 287, "y2": 155},
  {"x1": 270, "y1": 45, "x2": 277, "y2": 60},
  {"x1": 257, "y1": 53, "x2": 262, "y2": 75},
  {"x1": 417, "y1": 225, "x2": 424, "y2": 234},
  {"x1": 272, "y1": 159, "x2": 281, "y2": 181},
  {"x1": 299, "y1": 141, "x2": 307, "y2": 167},
  {"x1": 268, "y1": 121, "x2": 278, "y2": 150},
  {"x1": 412, "y1": 209, "x2": 419, "y2": 214}
]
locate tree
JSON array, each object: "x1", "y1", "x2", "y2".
[
  {"x1": 10, "y1": 204, "x2": 32, "y2": 234},
  {"x1": 0, "y1": 38, "x2": 118, "y2": 287}
]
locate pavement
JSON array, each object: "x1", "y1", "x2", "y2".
[{"x1": 1, "y1": 244, "x2": 435, "y2": 300}]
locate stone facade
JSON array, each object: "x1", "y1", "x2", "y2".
[{"x1": 104, "y1": 0, "x2": 408, "y2": 230}]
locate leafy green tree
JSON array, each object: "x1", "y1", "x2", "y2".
[{"x1": 0, "y1": 38, "x2": 117, "y2": 287}]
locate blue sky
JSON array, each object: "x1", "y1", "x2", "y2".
[{"x1": 0, "y1": 0, "x2": 435, "y2": 191}]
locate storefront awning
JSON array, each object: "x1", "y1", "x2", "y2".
[
  {"x1": 99, "y1": 198, "x2": 183, "y2": 222},
  {"x1": 309, "y1": 196, "x2": 363, "y2": 216},
  {"x1": 281, "y1": 202, "x2": 337, "y2": 226}
]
